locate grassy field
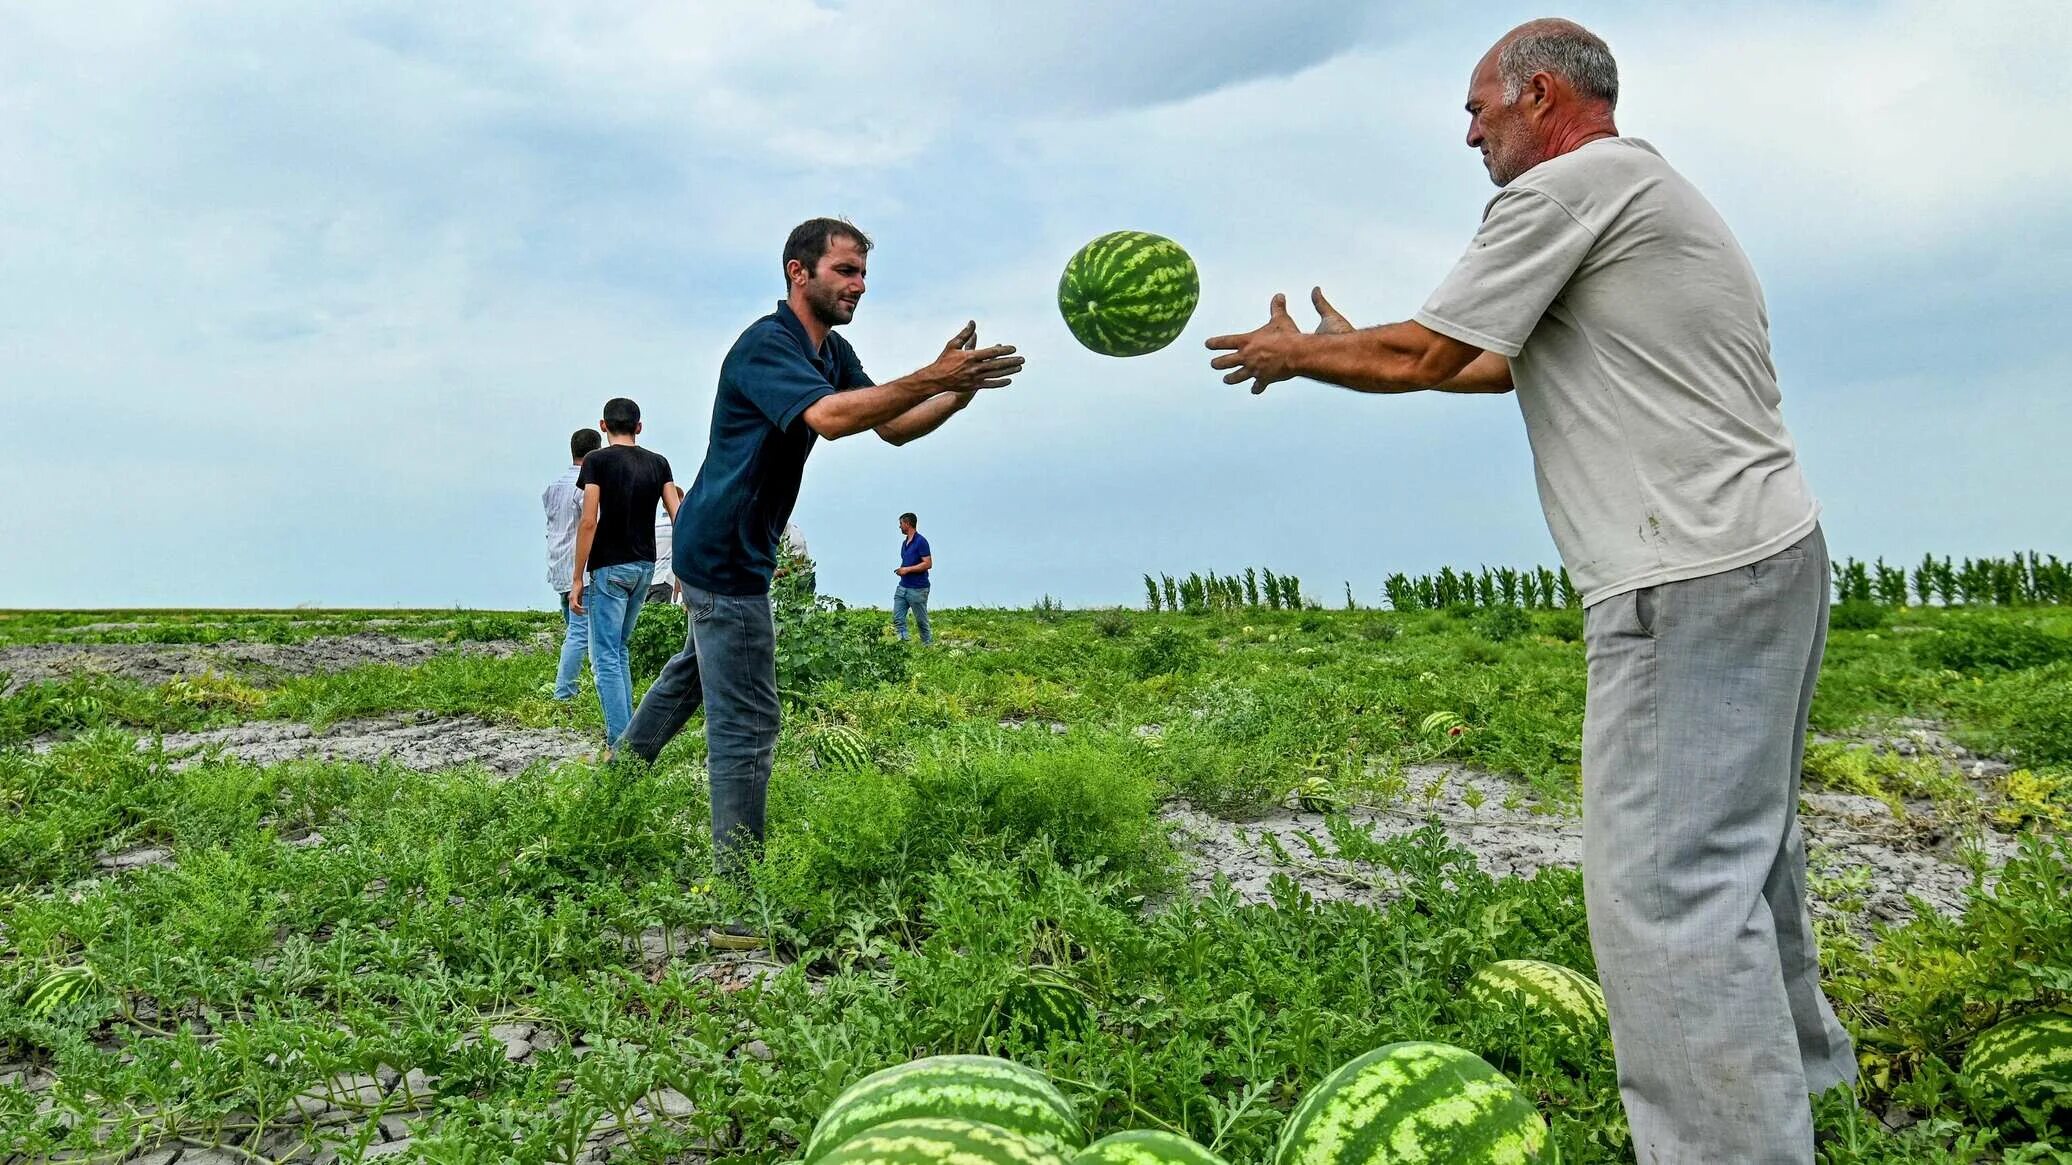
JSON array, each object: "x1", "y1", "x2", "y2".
[{"x1": 2, "y1": 590, "x2": 2070, "y2": 1162}]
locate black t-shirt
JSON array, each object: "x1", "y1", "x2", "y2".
[
  {"x1": 576, "y1": 444, "x2": 674, "y2": 571},
  {"x1": 677, "y1": 301, "x2": 871, "y2": 595}
]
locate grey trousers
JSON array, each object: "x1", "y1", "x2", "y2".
[{"x1": 1582, "y1": 527, "x2": 1856, "y2": 1165}]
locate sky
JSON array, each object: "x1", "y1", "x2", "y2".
[{"x1": 2, "y1": 0, "x2": 2068, "y2": 610}]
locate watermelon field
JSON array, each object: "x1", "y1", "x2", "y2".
[{"x1": 3, "y1": 566, "x2": 2071, "y2": 1163}]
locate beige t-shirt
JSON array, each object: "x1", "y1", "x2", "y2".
[{"x1": 1416, "y1": 137, "x2": 1818, "y2": 607}]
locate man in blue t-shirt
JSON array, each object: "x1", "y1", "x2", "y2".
[
  {"x1": 892, "y1": 511, "x2": 933, "y2": 645},
  {"x1": 617, "y1": 217, "x2": 1024, "y2": 948}
]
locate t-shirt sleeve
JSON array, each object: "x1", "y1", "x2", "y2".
[
  {"x1": 575, "y1": 460, "x2": 597, "y2": 490},
  {"x1": 734, "y1": 337, "x2": 838, "y2": 431},
  {"x1": 1415, "y1": 188, "x2": 1598, "y2": 358},
  {"x1": 656, "y1": 455, "x2": 674, "y2": 485},
  {"x1": 916, "y1": 535, "x2": 931, "y2": 559},
  {"x1": 837, "y1": 339, "x2": 874, "y2": 389}
]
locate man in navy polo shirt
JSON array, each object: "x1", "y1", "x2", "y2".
[
  {"x1": 618, "y1": 217, "x2": 1024, "y2": 948},
  {"x1": 892, "y1": 511, "x2": 933, "y2": 645}
]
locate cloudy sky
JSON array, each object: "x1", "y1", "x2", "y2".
[{"x1": 3, "y1": 0, "x2": 2066, "y2": 610}]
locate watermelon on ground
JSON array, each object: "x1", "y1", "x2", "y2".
[
  {"x1": 1058, "y1": 231, "x2": 1200, "y2": 357},
  {"x1": 1462, "y1": 959, "x2": 1609, "y2": 1039},
  {"x1": 1273, "y1": 1042, "x2": 1552, "y2": 1165},
  {"x1": 814, "y1": 725, "x2": 871, "y2": 772},
  {"x1": 1295, "y1": 776, "x2": 1342, "y2": 814},
  {"x1": 1075, "y1": 1129, "x2": 1230, "y2": 1165},
  {"x1": 805, "y1": 1055, "x2": 1084, "y2": 1162},
  {"x1": 997, "y1": 970, "x2": 1096, "y2": 1046},
  {"x1": 818, "y1": 1117, "x2": 1071, "y2": 1165},
  {"x1": 1962, "y1": 1010, "x2": 2072, "y2": 1113}
]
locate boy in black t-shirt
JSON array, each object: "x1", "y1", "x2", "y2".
[{"x1": 570, "y1": 397, "x2": 680, "y2": 752}]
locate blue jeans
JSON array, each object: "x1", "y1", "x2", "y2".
[
  {"x1": 892, "y1": 585, "x2": 932, "y2": 644},
  {"x1": 584, "y1": 561, "x2": 651, "y2": 748},
  {"x1": 619, "y1": 585, "x2": 779, "y2": 881},
  {"x1": 555, "y1": 591, "x2": 589, "y2": 700}
]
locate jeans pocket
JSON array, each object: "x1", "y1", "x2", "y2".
[{"x1": 1634, "y1": 586, "x2": 1658, "y2": 637}]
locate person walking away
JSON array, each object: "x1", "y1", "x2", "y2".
[
  {"x1": 775, "y1": 522, "x2": 815, "y2": 594},
  {"x1": 617, "y1": 217, "x2": 1024, "y2": 949},
  {"x1": 650, "y1": 506, "x2": 678, "y2": 605},
  {"x1": 892, "y1": 511, "x2": 933, "y2": 644},
  {"x1": 569, "y1": 397, "x2": 680, "y2": 754},
  {"x1": 1206, "y1": 20, "x2": 1853, "y2": 1162},
  {"x1": 544, "y1": 427, "x2": 603, "y2": 700}
]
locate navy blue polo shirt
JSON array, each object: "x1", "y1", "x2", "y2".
[
  {"x1": 676, "y1": 302, "x2": 871, "y2": 595},
  {"x1": 899, "y1": 532, "x2": 931, "y2": 589}
]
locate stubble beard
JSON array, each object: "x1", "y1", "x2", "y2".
[{"x1": 804, "y1": 281, "x2": 855, "y2": 328}]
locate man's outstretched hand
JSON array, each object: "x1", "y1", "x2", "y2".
[
  {"x1": 926, "y1": 321, "x2": 1024, "y2": 394},
  {"x1": 1207, "y1": 293, "x2": 1305, "y2": 394},
  {"x1": 1310, "y1": 287, "x2": 1354, "y2": 334}
]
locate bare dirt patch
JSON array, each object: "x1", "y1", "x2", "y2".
[
  {"x1": 1163, "y1": 760, "x2": 2022, "y2": 927},
  {"x1": 141, "y1": 714, "x2": 591, "y2": 776},
  {"x1": 0, "y1": 634, "x2": 546, "y2": 694}
]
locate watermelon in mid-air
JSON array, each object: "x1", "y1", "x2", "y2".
[{"x1": 1058, "y1": 231, "x2": 1199, "y2": 357}]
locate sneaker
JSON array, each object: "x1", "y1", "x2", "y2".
[{"x1": 706, "y1": 922, "x2": 767, "y2": 952}]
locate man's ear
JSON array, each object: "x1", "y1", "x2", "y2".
[{"x1": 785, "y1": 258, "x2": 805, "y2": 287}]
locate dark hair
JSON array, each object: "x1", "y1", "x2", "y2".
[
  {"x1": 601, "y1": 398, "x2": 640, "y2": 436},
  {"x1": 784, "y1": 217, "x2": 872, "y2": 284},
  {"x1": 899, "y1": 512, "x2": 918, "y2": 528},
  {"x1": 570, "y1": 428, "x2": 603, "y2": 461}
]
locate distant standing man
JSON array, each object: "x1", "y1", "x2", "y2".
[
  {"x1": 1207, "y1": 20, "x2": 1853, "y2": 1162},
  {"x1": 619, "y1": 217, "x2": 1023, "y2": 947},
  {"x1": 892, "y1": 512, "x2": 933, "y2": 645},
  {"x1": 569, "y1": 398, "x2": 681, "y2": 754},
  {"x1": 545, "y1": 428, "x2": 604, "y2": 700}
]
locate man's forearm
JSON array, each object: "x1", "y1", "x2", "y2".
[
  {"x1": 1270, "y1": 320, "x2": 1505, "y2": 395},
  {"x1": 876, "y1": 391, "x2": 973, "y2": 446},
  {"x1": 805, "y1": 374, "x2": 945, "y2": 440}
]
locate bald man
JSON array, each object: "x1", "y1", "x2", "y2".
[{"x1": 1209, "y1": 19, "x2": 1853, "y2": 1163}]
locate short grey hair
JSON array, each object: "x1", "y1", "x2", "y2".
[{"x1": 1498, "y1": 19, "x2": 1618, "y2": 108}]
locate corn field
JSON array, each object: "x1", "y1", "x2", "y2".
[
  {"x1": 1839, "y1": 552, "x2": 2071, "y2": 607},
  {"x1": 1144, "y1": 552, "x2": 2068, "y2": 613}
]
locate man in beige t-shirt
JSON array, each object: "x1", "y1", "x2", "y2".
[{"x1": 1209, "y1": 18, "x2": 1852, "y2": 1163}]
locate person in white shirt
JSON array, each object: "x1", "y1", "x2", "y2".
[
  {"x1": 1206, "y1": 20, "x2": 1850, "y2": 1162},
  {"x1": 650, "y1": 509, "x2": 678, "y2": 605},
  {"x1": 544, "y1": 428, "x2": 603, "y2": 699}
]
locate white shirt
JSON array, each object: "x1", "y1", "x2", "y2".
[
  {"x1": 780, "y1": 523, "x2": 808, "y2": 562},
  {"x1": 1417, "y1": 138, "x2": 1817, "y2": 606},
  {"x1": 543, "y1": 464, "x2": 583, "y2": 594},
  {"x1": 653, "y1": 510, "x2": 674, "y2": 586}
]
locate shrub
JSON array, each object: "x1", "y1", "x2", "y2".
[
  {"x1": 1914, "y1": 620, "x2": 2072, "y2": 673},
  {"x1": 1475, "y1": 604, "x2": 1533, "y2": 643},
  {"x1": 628, "y1": 600, "x2": 688, "y2": 679},
  {"x1": 1830, "y1": 600, "x2": 1888, "y2": 632},
  {"x1": 1092, "y1": 610, "x2": 1133, "y2": 639},
  {"x1": 1540, "y1": 609, "x2": 1585, "y2": 643},
  {"x1": 1131, "y1": 626, "x2": 1205, "y2": 679}
]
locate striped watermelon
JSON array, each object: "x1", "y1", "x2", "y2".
[
  {"x1": 805, "y1": 1055, "x2": 1084, "y2": 1162},
  {"x1": 1075, "y1": 1130, "x2": 1229, "y2": 1165},
  {"x1": 817, "y1": 1117, "x2": 1070, "y2": 1165},
  {"x1": 1462, "y1": 959, "x2": 1609, "y2": 1040},
  {"x1": 1058, "y1": 231, "x2": 1200, "y2": 357},
  {"x1": 997, "y1": 970, "x2": 1096, "y2": 1047},
  {"x1": 1962, "y1": 1010, "x2": 2072, "y2": 1112},
  {"x1": 814, "y1": 725, "x2": 871, "y2": 772},
  {"x1": 1273, "y1": 1042, "x2": 1552, "y2": 1165},
  {"x1": 1295, "y1": 776, "x2": 1343, "y2": 814}
]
